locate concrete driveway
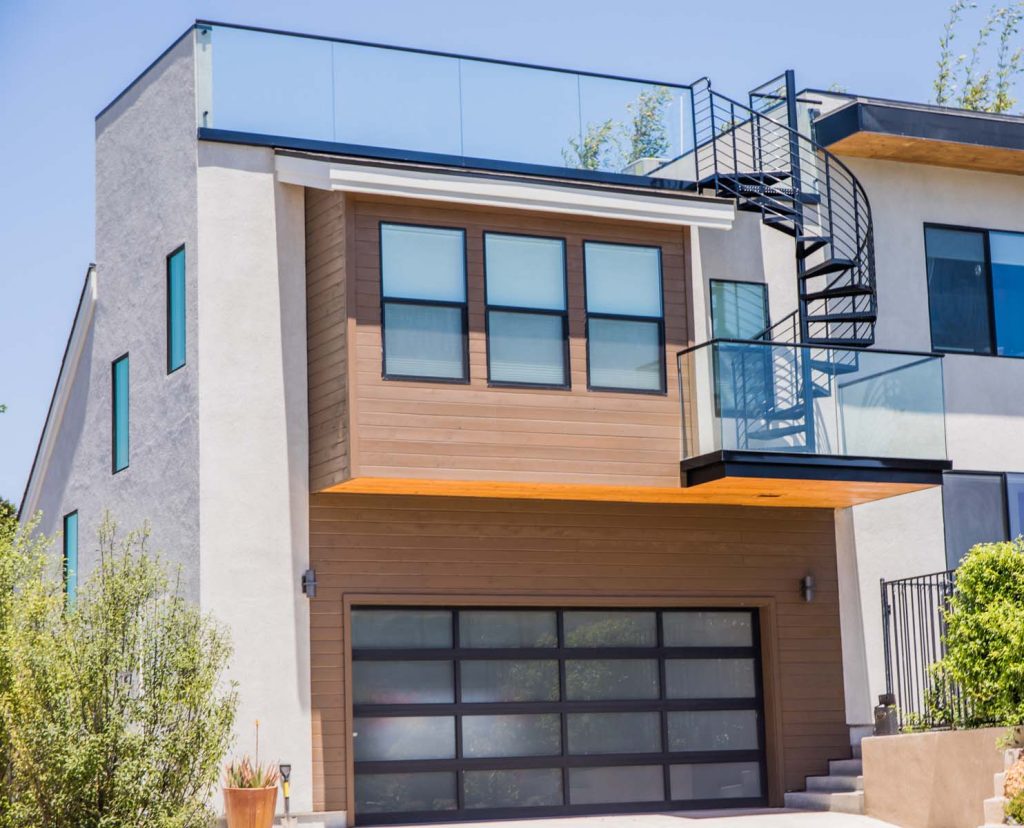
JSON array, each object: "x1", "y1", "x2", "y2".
[{"x1": 425, "y1": 810, "x2": 899, "y2": 828}]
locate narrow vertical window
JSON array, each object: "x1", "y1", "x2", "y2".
[
  {"x1": 380, "y1": 223, "x2": 468, "y2": 381},
  {"x1": 167, "y1": 245, "x2": 186, "y2": 372},
  {"x1": 63, "y1": 510, "x2": 78, "y2": 606},
  {"x1": 484, "y1": 233, "x2": 568, "y2": 386},
  {"x1": 584, "y1": 242, "x2": 665, "y2": 392},
  {"x1": 710, "y1": 280, "x2": 769, "y2": 339},
  {"x1": 989, "y1": 232, "x2": 1024, "y2": 357},
  {"x1": 112, "y1": 354, "x2": 130, "y2": 472}
]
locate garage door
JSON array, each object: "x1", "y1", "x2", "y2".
[{"x1": 351, "y1": 607, "x2": 766, "y2": 824}]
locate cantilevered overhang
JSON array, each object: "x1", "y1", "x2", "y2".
[
  {"x1": 815, "y1": 100, "x2": 1024, "y2": 175},
  {"x1": 273, "y1": 151, "x2": 735, "y2": 229}
]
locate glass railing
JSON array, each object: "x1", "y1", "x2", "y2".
[
  {"x1": 194, "y1": 23, "x2": 696, "y2": 181},
  {"x1": 677, "y1": 340, "x2": 947, "y2": 461}
]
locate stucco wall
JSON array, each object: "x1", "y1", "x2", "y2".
[
  {"x1": 196, "y1": 141, "x2": 313, "y2": 812},
  {"x1": 862, "y1": 728, "x2": 1005, "y2": 828},
  {"x1": 31, "y1": 34, "x2": 200, "y2": 597}
]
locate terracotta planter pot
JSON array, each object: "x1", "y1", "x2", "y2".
[{"x1": 224, "y1": 786, "x2": 278, "y2": 828}]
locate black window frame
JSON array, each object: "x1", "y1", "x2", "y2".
[
  {"x1": 111, "y1": 352, "x2": 130, "y2": 474},
  {"x1": 379, "y1": 221, "x2": 470, "y2": 384},
  {"x1": 166, "y1": 244, "x2": 187, "y2": 374},
  {"x1": 350, "y1": 605, "x2": 768, "y2": 825},
  {"x1": 708, "y1": 279, "x2": 770, "y2": 340},
  {"x1": 483, "y1": 231, "x2": 570, "y2": 390},
  {"x1": 941, "y1": 470, "x2": 1013, "y2": 569},
  {"x1": 582, "y1": 240, "x2": 667, "y2": 395},
  {"x1": 924, "y1": 222, "x2": 1024, "y2": 359},
  {"x1": 62, "y1": 509, "x2": 78, "y2": 604}
]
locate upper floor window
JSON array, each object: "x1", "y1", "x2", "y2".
[
  {"x1": 941, "y1": 471, "x2": 1024, "y2": 569},
  {"x1": 167, "y1": 246, "x2": 186, "y2": 372},
  {"x1": 584, "y1": 242, "x2": 665, "y2": 392},
  {"x1": 484, "y1": 233, "x2": 568, "y2": 387},
  {"x1": 63, "y1": 510, "x2": 78, "y2": 606},
  {"x1": 112, "y1": 354, "x2": 129, "y2": 473},
  {"x1": 710, "y1": 280, "x2": 768, "y2": 339},
  {"x1": 380, "y1": 223, "x2": 468, "y2": 382},
  {"x1": 925, "y1": 225, "x2": 1024, "y2": 357}
]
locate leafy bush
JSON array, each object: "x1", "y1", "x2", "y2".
[
  {"x1": 1005, "y1": 752, "x2": 1024, "y2": 824},
  {"x1": 0, "y1": 517, "x2": 237, "y2": 828},
  {"x1": 929, "y1": 539, "x2": 1024, "y2": 729}
]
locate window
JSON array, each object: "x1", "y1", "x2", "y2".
[
  {"x1": 925, "y1": 225, "x2": 1024, "y2": 357},
  {"x1": 380, "y1": 223, "x2": 467, "y2": 381},
  {"x1": 112, "y1": 354, "x2": 129, "y2": 472},
  {"x1": 942, "y1": 473, "x2": 1008, "y2": 569},
  {"x1": 63, "y1": 511, "x2": 78, "y2": 605},
  {"x1": 484, "y1": 233, "x2": 568, "y2": 386},
  {"x1": 1008, "y1": 474, "x2": 1024, "y2": 539},
  {"x1": 709, "y1": 280, "x2": 769, "y2": 340},
  {"x1": 167, "y1": 246, "x2": 186, "y2": 372},
  {"x1": 584, "y1": 242, "x2": 664, "y2": 392}
]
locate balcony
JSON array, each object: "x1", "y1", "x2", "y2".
[{"x1": 677, "y1": 340, "x2": 950, "y2": 505}]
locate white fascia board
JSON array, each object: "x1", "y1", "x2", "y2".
[
  {"x1": 274, "y1": 154, "x2": 735, "y2": 230},
  {"x1": 20, "y1": 266, "x2": 98, "y2": 520}
]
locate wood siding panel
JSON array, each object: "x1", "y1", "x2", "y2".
[{"x1": 307, "y1": 493, "x2": 846, "y2": 815}]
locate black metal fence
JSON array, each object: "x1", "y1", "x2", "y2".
[{"x1": 880, "y1": 569, "x2": 965, "y2": 730}]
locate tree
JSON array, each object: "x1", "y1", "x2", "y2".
[
  {"x1": 0, "y1": 500, "x2": 15, "y2": 539},
  {"x1": 0, "y1": 517, "x2": 237, "y2": 827},
  {"x1": 934, "y1": 1, "x2": 1024, "y2": 112},
  {"x1": 626, "y1": 86, "x2": 672, "y2": 164},
  {"x1": 563, "y1": 118, "x2": 619, "y2": 171},
  {"x1": 563, "y1": 86, "x2": 674, "y2": 172}
]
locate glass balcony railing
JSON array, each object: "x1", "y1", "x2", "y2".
[
  {"x1": 677, "y1": 340, "x2": 947, "y2": 462},
  {"x1": 194, "y1": 23, "x2": 696, "y2": 182}
]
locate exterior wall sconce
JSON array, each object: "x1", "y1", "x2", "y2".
[
  {"x1": 801, "y1": 574, "x2": 815, "y2": 603},
  {"x1": 301, "y1": 568, "x2": 317, "y2": 598}
]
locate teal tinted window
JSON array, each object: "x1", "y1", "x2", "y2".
[
  {"x1": 925, "y1": 227, "x2": 991, "y2": 354},
  {"x1": 710, "y1": 281, "x2": 768, "y2": 339},
  {"x1": 63, "y1": 511, "x2": 78, "y2": 605},
  {"x1": 167, "y1": 247, "x2": 186, "y2": 371},
  {"x1": 990, "y1": 232, "x2": 1024, "y2": 357},
  {"x1": 112, "y1": 355, "x2": 129, "y2": 472}
]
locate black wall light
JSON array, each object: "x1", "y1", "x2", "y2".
[{"x1": 302, "y1": 568, "x2": 317, "y2": 598}]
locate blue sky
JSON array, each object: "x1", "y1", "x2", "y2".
[{"x1": 0, "y1": 0, "x2": 998, "y2": 505}]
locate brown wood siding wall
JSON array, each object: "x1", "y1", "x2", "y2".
[
  {"x1": 308, "y1": 493, "x2": 846, "y2": 816},
  {"x1": 306, "y1": 189, "x2": 350, "y2": 489}
]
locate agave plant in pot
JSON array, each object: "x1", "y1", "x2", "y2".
[{"x1": 224, "y1": 722, "x2": 280, "y2": 828}]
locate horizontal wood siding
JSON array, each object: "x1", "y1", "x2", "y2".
[
  {"x1": 308, "y1": 492, "x2": 846, "y2": 815},
  {"x1": 307, "y1": 189, "x2": 350, "y2": 489}
]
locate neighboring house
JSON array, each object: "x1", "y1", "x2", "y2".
[{"x1": 18, "y1": 20, "x2": 1024, "y2": 825}]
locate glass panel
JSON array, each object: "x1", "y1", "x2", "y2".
[
  {"x1": 990, "y1": 231, "x2": 1024, "y2": 356},
  {"x1": 352, "y1": 661, "x2": 453, "y2": 705},
  {"x1": 1008, "y1": 473, "x2": 1024, "y2": 540},
  {"x1": 459, "y1": 610, "x2": 557, "y2": 648},
  {"x1": 567, "y1": 712, "x2": 661, "y2": 755},
  {"x1": 462, "y1": 714, "x2": 561, "y2": 758},
  {"x1": 353, "y1": 716, "x2": 455, "y2": 761},
  {"x1": 464, "y1": 768, "x2": 563, "y2": 810},
  {"x1": 569, "y1": 765, "x2": 664, "y2": 805},
  {"x1": 585, "y1": 243, "x2": 662, "y2": 316},
  {"x1": 665, "y1": 659, "x2": 756, "y2": 699},
  {"x1": 167, "y1": 248, "x2": 186, "y2": 371},
  {"x1": 663, "y1": 611, "x2": 753, "y2": 647},
  {"x1": 942, "y1": 473, "x2": 1008, "y2": 569},
  {"x1": 667, "y1": 710, "x2": 759, "y2": 752},
  {"x1": 710, "y1": 281, "x2": 768, "y2": 339},
  {"x1": 461, "y1": 660, "x2": 559, "y2": 702},
  {"x1": 488, "y1": 312, "x2": 566, "y2": 386},
  {"x1": 351, "y1": 609, "x2": 452, "y2": 649},
  {"x1": 333, "y1": 43, "x2": 462, "y2": 156},
  {"x1": 670, "y1": 761, "x2": 761, "y2": 800},
  {"x1": 63, "y1": 512, "x2": 78, "y2": 605},
  {"x1": 485, "y1": 234, "x2": 566, "y2": 310},
  {"x1": 112, "y1": 356, "x2": 129, "y2": 472},
  {"x1": 356, "y1": 772, "x2": 457, "y2": 814},
  {"x1": 563, "y1": 610, "x2": 657, "y2": 647},
  {"x1": 565, "y1": 659, "x2": 659, "y2": 700},
  {"x1": 925, "y1": 227, "x2": 991, "y2": 354},
  {"x1": 381, "y1": 224, "x2": 466, "y2": 301},
  {"x1": 588, "y1": 318, "x2": 662, "y2": 391},
  {"x1": 383, "y1": 302, "x2": 465, "y2": 379}
]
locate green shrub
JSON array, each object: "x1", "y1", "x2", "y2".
[
  {"x1": 1006, "y1": 753, "x2": 1024, "y2": 824},
  {"x1": 0, "y1": 517, "x2": 237, "y2": 828},
  {"x1": 929, "y1": 539, "x2": 1024, "y2": 729}
]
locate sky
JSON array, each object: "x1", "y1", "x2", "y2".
[{"x1": 0, "y1": 0, "x2": 994, "y2": 505}]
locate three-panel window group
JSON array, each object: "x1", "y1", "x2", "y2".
[{"x1": 379, "y1": 223, "x2": 667, "y2": 393}]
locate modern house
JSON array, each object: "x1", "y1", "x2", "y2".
[{"x1": 19, "y1": 20, "x2": 1024, "y2": 825}]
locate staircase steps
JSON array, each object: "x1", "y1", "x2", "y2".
[
  {"x1": 784, "y1": 790, "x2": 865, "y2": 814},
  {"x1": 782, "y1": 750, "x2": 865, "y2": 814},
  {"x1": 807, "y1": 774, "x2": 863, "y2": 792},
  {"x1": 797, "y1": 235, "x2": 830, "y2": 258},
  {"x1": 763, "y1": 215, "x2": 799, "y2": 236},
  {"x1": 809, "y1": 358, "x2": 859, "y2": 375},
  {"x1": 806, "y1": 336, "x2": 873, "y2": 348},
  {"x1": 803, "y1": 283, "x2": 873, "y2": 301},
  {"x1": 747, "y1": 423, "x2": 809, "y2": 440},
  {"x1": 801, "y1": 258, "x2": 856, "y2": 279},
  {"x1": 805, "y1": 311, "x2": 878, "y2": 324}
]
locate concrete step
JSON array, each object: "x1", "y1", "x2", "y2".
[
  {"x1": 806, "y1": 774, "x2": 863, "y2": 792},
  {"x1": 852, "y1": 742, "x2": 862, "y2": 758},
  {"x1": 784, "y1": 789, "x2": 864, "y2": 814},
  {"x1": 983, "y1": 795, "x2": 1006, "y2": 825},
  {"x1": 995, "y1": 771, "x2": 1006, "y2": 798},
  {"x1": 829, "y1": 758, "x2": 863, "y2": 776}
]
